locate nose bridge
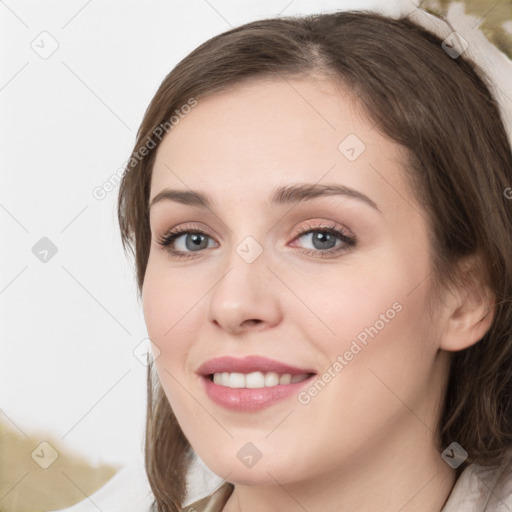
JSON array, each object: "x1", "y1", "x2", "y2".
[
  {"x1": 206, "y1": 229, "x2": 282, "y2": 333},
  {"x1": 217, "y1": 211, "x2": 269, "y2": 282},
  {"x1": 212, "y1": 231, "x2": 268, "y2": 305}
]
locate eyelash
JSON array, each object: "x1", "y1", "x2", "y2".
[{"x1": 156, "y1": 222, "x2": 356, "y2": 261}]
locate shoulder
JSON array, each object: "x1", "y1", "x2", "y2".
[
  {"x1": 47, "y1": 459, "x2": 154, "y2": 512},
  {"x1": 443, "y1": 454, "x2": 512, "y2": 511}
]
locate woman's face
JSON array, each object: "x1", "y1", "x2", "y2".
[{"x1": 142, "y1": 77, "x2": 451, "y2": 484}]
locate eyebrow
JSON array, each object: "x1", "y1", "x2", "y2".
[{"x1": 148, "y1": 183, "x2": 381, "y2": 214}]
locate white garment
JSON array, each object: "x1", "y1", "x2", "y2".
[
  {"x1": 50, "y1": 451, "x2": 512, "y2": 511},
  {"x1": 442, "y1": 458, "x2": 512, "y2": 511}
]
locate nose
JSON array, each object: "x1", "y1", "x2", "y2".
[{"x1": 206, "y1": 244, "x2": 283, "y2": 335}]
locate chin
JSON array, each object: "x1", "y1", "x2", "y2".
[{"x1": 197, "y1": 449, "x2": 303, "y2": 486}]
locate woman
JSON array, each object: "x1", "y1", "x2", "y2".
[{"x1": 55, "y1": 4, "x2": 512, "y2": 512}]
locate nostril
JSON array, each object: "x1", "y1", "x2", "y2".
[{"x1": 242, "y1": 319, "x2": 263, "y2": 327}]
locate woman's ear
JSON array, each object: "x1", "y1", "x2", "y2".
[{"x1": 438, "y1": 254, "x2": 496, "y2": 352}]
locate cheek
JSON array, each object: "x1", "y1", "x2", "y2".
[
  {"x1": 283, "y1": 282, "x2": 436, "y2": 467},
  {"x1": 142, "y1": 257, "x2": 195, "y2": 365},
  {"x1": 142, "y1": 255, "x2": 211, "y2": 418},
  {"x1": 142, "y1": 271, "x2": 195, "y2": 420},
  {"x1": 289, "y1": 257, "x2": 411, "y2": 348},
  {"x1": 302, "y1": 263, "x2": 437, "y2": 421},
  {"x1": 293, "y1": 245, "x2": 436, "y2": 383}
]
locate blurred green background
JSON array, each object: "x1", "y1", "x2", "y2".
[
  {"x1": 1, "y1": 1, "x2": 511, "y2": 511},
  {"x1": 427, "y1": 0, "x2": 512, "y2": 57},
  {"x1": 0, "y1": 420, "x2": 118, "y2": 512}
]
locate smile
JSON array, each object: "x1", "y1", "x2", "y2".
[{"x1": 197, "y1": 356, "x2": 317, "y2": 411}]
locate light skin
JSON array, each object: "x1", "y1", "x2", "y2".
[{"x1": 142, "y1": 76, "x2": 494, "y2": 511}]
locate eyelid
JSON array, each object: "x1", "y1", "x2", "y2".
[
  {"x1": 158, "y1": 221, "x2": 218, "y2": 239},
  {"x1": 292, "y1": 219, "x2": 353, "y2": 236}
]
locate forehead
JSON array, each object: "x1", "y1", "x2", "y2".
[
  {"x1": 154, "y1": 76, "x2": 364, "y2": 168},
  {"x1": 149, "y1": 76, "x2": 409, "y2": 211}
]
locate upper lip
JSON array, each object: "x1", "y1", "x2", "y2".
[{"x1": 197, "y1": 356, "x2": 316, "y2": 376}]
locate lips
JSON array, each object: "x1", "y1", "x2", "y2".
[{"x1": 197, "y1": 356, "x2": 317, "y2": 411}]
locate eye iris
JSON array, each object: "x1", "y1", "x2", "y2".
[
  {"x1": 312, "y1": 231, "x2": 336, "y2": 250},
  {"x1": 186, "y1": 233, "x2": 208, "y2": 251}
]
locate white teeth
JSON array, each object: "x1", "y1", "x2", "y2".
[
  {"x1": 264, "y1": 372, "x2": 279, "y2": 387},
  {"x1": 211, "y1": 371, "x2": 311, "y2": 389},
  {"x1": 246, "y1": 371, "x2": 265, "y2": 388},
  {"x1": 229, "y1": 372, "x2": 246, "y2": 388},
  {"x1": 279, "y1": 374, "x2": 292, "y2": 385}
]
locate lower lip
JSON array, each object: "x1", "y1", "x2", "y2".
[{"x1": 201, "y1": 375, "x2": 316, "y2": 412}]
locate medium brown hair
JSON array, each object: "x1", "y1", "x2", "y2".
[{"x1": 117, "y1": 9, "x2": 512, "y2": 511}]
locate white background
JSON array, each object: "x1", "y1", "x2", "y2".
[{"x1": 0, "y1": 0, "x2": 429, "y2": 468}]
